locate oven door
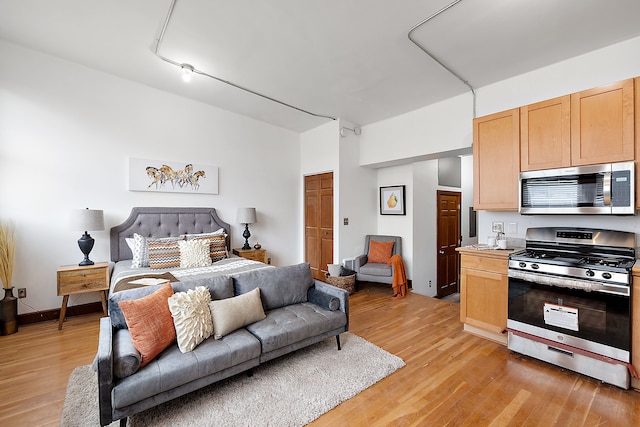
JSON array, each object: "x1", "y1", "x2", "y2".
[{"x1": 507, "y1": 275, "x2": 630, "y2": 361}]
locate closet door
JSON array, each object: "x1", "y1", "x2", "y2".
[{"x1": 304, "y1": 172, "x2": 334, "y2": 281}]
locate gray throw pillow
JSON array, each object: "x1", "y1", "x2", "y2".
[{"x1": 113, "y1": 328, "x2": 141, "y2": 378}]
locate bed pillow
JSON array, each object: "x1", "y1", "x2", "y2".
[
  {"x1": 118, "y1": 282, "x2": 176, "y2": 367},
  {"x1": 186, "y1": 233, "x2": 228, "y2": 262},
  {"x1": 208, "y1": 287, "x2": 265, "y2": 339},
  {"x1": 179, "y1": 239, "x2": 213, "y2": 268},
  {"x1": 147, "y1": 236, "x2": 184, "y2": 269},
  {"x1": 168, "y1": 286, "x2": 213, "y2": 352},
  {"x1": 368, "y1": 240, "x2": 395, "y2": 264},
  {"x1": 131, "y1": 233, "x2": 148, "y2": 268}
]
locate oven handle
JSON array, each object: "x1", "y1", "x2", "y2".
[{"x1": 508, "y1": 269, "x2": 630, "y2": 296}]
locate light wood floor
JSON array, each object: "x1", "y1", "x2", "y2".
[{"x1": 1, "y1": 283, "x2": 639, "y2": 426}]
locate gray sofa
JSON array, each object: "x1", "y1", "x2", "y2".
[{"x1": 96, "y1": 262, "x2": 349, "y2": 426}]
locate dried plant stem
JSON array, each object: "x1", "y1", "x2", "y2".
[{"x1": 0, "y1": 221, "x2": 16, "y2": 289}]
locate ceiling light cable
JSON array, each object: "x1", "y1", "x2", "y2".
[
  {"x1": 408, "y1": 0, "x2": 476, "y2": 118},
  {"x1": 153, "y1": 0, "x2": 336, "y2": 122}
]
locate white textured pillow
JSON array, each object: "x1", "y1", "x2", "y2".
[
  {"x1": 168, "y1": 286, "x2": 214, "y2": 353},
  {"x1": 208, "y1": 287, "x2": 266, "y2": 340},
  {"x1": 179, "y1": 239, "x2": 213, "y2": 268},
  {"x1": 131, "y1": 233, "x2": 148, "y2": 268}
]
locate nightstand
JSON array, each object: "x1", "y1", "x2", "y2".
[
  {"x1": 57, "y1": 262, "x2": 109, "y2": 330},
  {"x1": 233, "y1": 248, "x2": 267, "y2": 264}
]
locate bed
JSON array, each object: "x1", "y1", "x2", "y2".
[{"x1": 109, "y1": 207, "x2": 271, "y2": 294}]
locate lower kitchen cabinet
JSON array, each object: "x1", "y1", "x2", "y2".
[
  {"x1": 631, "y1": 263, "x2": 640, "y2": 390},
  {"x1": 458, "y1": 248, "x2": 515, "y2": 345}
]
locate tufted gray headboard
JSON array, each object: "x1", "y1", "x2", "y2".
[{"x1": 110, "y1": 207, "x2": 231, "y2": 262}]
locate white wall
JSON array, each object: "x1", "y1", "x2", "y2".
[
  {"x1": 337, "y1": 121, "x2": 377, "y2": 263},
  {"x1": 377, "y1": 165, "x2": 414, "y2": 283},
  {"x1": 359, "y1": 93, "x2": 473, "y2": 167},
  {"x1": 0, "y1": 40, "x2": 301, "y2": 314}
]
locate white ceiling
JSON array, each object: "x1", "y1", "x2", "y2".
[{"x1": 2, "y1": 0, "x2": 640, "y2": 132}]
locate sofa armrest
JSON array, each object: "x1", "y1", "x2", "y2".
[
  {"x1": 353, "y1": 254, "x2": 367, "y2": 271},
  {"x1": 97, "y1": 317, "x2": 114, "y2": 426},
  {"x1": 313, "y1": 280, "x2": 349, "y2": 331}
]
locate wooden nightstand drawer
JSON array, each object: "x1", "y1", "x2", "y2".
[
  {"x1": 57, "y1": 263, "x2": 109, "y2": 295},
  {"x1": 233, "y1": 248, "x2": 267, "y2": 264}
]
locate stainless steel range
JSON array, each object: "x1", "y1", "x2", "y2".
[{"x1": 507, "y1": 227, "x2": 636, "y2": 389}]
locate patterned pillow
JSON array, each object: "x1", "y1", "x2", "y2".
[
  {"x1": 368, "y1": 240, "x2": 395, "y2": 264},
  {"x1": 178, "y1": 240, "x2": 213, "y2": 268},
  {"x1": 118, "y1": 282, "x2": 176, "y2": 367},
  {"x1": 147, "y1": 237, "x2": 184, "y2": 269},
  {"x1": 131, "y1": 233, "x2": 148, "y2": 268},
  {"x1": 186, "y1": 233, "x2": 228, "y2": 262},
  {"x1": 168, "y1": 286, "x2": 213, "y2": 352}
]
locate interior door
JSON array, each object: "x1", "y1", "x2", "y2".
[
  {"x1": 304, "y1": 172, "x2": 334, "y2": 281},
  {"x1": 437, "y1": 190, "x2": 461, "y2": 297}
]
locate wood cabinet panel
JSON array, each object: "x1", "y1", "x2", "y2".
[
  {"x1": 570, "y1": 78, "x2": 635, "y2": 166},
  {"x1": 473, "y1": 108, "x2": 520, "y2": 210},
  {"x1": 520, "y1": 95, "x2": 571, "y2": 171},
  {"x1": 459, "y1": 251, "x2": 509, "y2": 344}
]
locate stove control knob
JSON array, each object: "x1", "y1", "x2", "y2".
[
  {"x1": 585, "y1": 269, "x2": 595, "y2": 277},
  {"x1": 531, "y1": 263, "x2": 539, "y2": 270},
  {"x1": 602, "y1": 272, "x2": 612, "y2": 280},
  {"x1": 519, "y1": 262, "x2": 526, "y2": 268}
]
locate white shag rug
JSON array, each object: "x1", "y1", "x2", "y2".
[{"x1": 60, "y1": 333, "x2": 405, "y2": 427}]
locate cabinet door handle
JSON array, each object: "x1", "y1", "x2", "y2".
[{"x1": 439, "y1": 250, "x2": 445, "y2": 255}]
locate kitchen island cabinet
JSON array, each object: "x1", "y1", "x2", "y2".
[{"x1": 457, "y1": 247, "x2": 521, "y2": 345}]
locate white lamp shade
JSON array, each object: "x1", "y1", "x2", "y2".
[
  {"x1": 70, "y1": 209, "x2": 105, "y2": 232},
  {"x1": 236, "y1": 207, "x2": 257, "y2": 224}
]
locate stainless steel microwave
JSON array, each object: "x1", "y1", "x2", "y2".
[{"x1": 519, "y1": 161, "x2": 635, "y2": 215}]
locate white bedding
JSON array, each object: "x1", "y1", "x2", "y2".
[{"x1": 110, "y1": 256, "x2": 273, "y2": 294}]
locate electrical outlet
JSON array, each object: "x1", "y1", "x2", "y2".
[
  {"x1": 492, "y1": 222, "x2": 504, "y2": 233},
  {"x1": 343, "y1": 218, "x2": 349, "y2": 225},
  {"x1": 429, "y1": 280, "x2": 432, "y2": 287},
  {"x1": 18, "y1": 288, "x2": 26, "y2": 298}
]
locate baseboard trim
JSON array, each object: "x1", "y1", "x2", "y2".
[{"x1": 18, "y1": 302, "x2": 104, "y2": 325}]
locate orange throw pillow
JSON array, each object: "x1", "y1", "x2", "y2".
[
  {"x1": 368, "y1": 240, "x2": 395, "y2": 264},
  {"x1": 118, "y1": 282, "x2": 176, "y2": 367}
]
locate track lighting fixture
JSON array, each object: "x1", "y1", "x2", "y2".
[{"x1": 181, "y1": 64, "x2": 194, "y2": 82}]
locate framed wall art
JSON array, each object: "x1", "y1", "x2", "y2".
[
  {"x1": 129, "y1": 158, "x2": 219, "y2": 195},
  {"x1": 380, "y1": 185, "x2": 406, "y2": 215}
]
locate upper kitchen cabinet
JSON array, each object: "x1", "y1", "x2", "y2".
[
  {"x1": 570, "y1": 78, "x2": 635, "y2": 166},
  {"x1": 520, "y1": 95, "x2": 571, "y2": 171},
  {"x1": 473, "y1": 108, "x2": 520, "y2": 210}
]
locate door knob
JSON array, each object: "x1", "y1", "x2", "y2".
[{"x1": 439, "y1": 250, "x2": 445, "y2": 255}]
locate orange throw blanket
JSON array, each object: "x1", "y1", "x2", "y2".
[{"x1": 387, "y1": 254, "x2": 408, "y2": 299}]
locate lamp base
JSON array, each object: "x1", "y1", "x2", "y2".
[
  {"x1": 78, "y1": 232, "x2": 95, "y2": 267},
  {"x1": 242, "y1": 224, "x2": 251, "y2": 250}
]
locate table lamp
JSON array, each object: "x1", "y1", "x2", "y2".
[
  {"x1": 236, "y1": 208, "x2": 256, "y2": 250},
  {"x1": 69, "y1": 208, "x2": 104, "y2": 266}
]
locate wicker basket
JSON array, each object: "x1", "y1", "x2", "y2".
[{"x1": 325, "y1": 273, "x2": 356, "y2": 294}]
